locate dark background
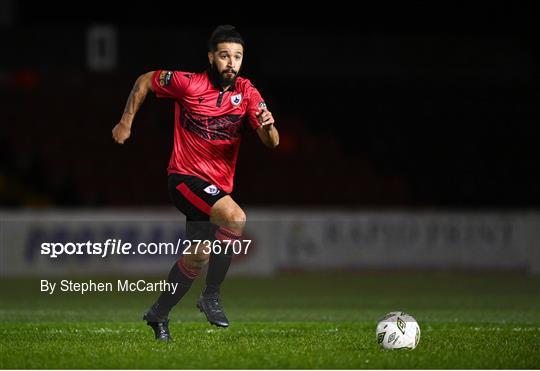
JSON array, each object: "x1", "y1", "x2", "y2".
[{"x1": 1, "y1": 1, "x2": 539, "y2": 208}]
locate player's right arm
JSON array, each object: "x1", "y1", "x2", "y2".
[{"x1": 112, "y1": 71, "x2": 155, "y2": 144}]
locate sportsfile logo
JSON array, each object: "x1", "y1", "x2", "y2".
[{"x1": 40, "y1": 238, "x2": 251, "y2": 258}]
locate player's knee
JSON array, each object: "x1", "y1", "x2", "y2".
[{"x1": 224, "y1": 208, "x2": 246, "y2": 235}]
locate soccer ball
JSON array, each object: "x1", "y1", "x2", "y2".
[{"x1": 376, "y1": 311, "x2": 420, "y2": 350}]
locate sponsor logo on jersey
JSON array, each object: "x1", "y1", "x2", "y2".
[
  {"x1": 181, "y1": 109, "x2": 243, "y2": 141},
  {"x1": 159, "y1": 71, "x2": 173, "y2": 86},
  {"x1": 231, "y1": 93, "x2": 242, "y2": 106},
  {"x1": 204, "y1": 185, "x2": 220, "y2": 196}
]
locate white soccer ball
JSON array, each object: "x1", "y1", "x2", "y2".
[{"x1": 376, "y1": 311, "x2": 420, "y2": 349}]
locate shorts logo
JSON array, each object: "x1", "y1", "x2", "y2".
[
  {"x1": 231, "y1": 93, "x2": 242, "y2": 106},
  {"x1": 204, "y1": 185, "x2": 220, "y2": 196},
  {"x1": 159, "y1": 71, "x2": 173, "y2": 86}
]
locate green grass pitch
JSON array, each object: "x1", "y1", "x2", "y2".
[{"x1": 1, "y1": 272, "x2": 539, "y2": 368}]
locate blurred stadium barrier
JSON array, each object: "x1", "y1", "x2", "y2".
[{"x1": 1, "y1": 209, "x2": 539, "y2": 276}]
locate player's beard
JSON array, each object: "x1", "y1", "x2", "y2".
[{"x1": 209, "y1": 63, "x2": 238, "y2": 89}]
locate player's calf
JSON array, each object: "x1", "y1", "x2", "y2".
[
  {"x1": 183, "y1": 240, "x2": 211, "y2": 270},
  {"x1": 196, "y1": 226, "x2": 242, "y2": 328},
  {"x1": 143, "y1": 255, "x2": 203, "y2": 341}
]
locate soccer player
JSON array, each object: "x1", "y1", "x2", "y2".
[{"x1": 112, "y1": 25, "x2": 279, "y2": 341}]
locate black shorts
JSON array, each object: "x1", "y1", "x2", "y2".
[{"x1": 168, "y1": 173, "x2": 228, "y2": 239}]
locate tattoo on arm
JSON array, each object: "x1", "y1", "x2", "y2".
[{"x1": 123, "y1": 80, "x2": 147, "y2": 117}]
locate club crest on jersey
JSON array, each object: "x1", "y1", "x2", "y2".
[
  {"x1": 204, "y1": 185, "x2": 220, "y2": 196},
  {"x1": 231, "y1": 93, "x2": 242, "y2": 106}
]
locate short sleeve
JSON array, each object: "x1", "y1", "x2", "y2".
[
  {"x1": 151, "y1": 70, "x2": 190, "y2": 99},
  {"x1": 246, "y1": 85, "x2": 268, "y2": 130}
]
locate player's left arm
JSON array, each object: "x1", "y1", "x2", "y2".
[{"x1": 255, "y1": 107, "x2": 279, "y2": 148}]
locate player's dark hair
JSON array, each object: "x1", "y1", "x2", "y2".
[{"x1": 208, "y1": 25, "x2": 245, "y2": 52}]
